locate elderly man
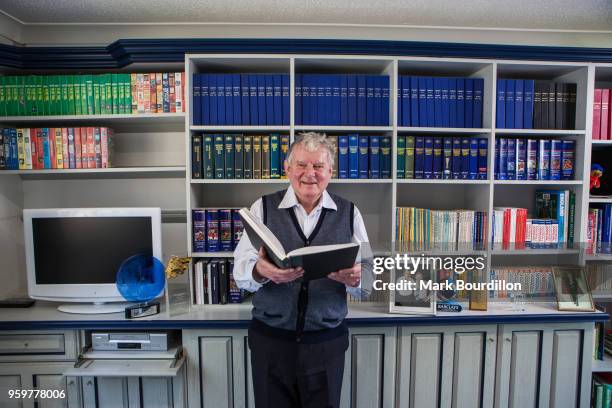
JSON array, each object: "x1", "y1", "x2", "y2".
[{"x1": 233, "y1": 131, "x2": 373, "y2": 408}]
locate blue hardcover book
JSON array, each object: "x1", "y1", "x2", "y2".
[
  {"x1": 294, "y1": 74, "x2": 302, "y2": 125},
  {"x1": 426, "y1": 77, "x2": 435, "y2": 127},
  {"x1": 514, "y1": 79, "x2": 524, "y2": 130},
  {"x1": 494, "y1": 138, "x2": 500, "y2": 179},
  {"x1": 523, "y1": 80, "x2": 534, "y2": 129},
  {"x1": 225, "y1": 74, "x2": 234, "y2": 125},
  {"x1": 441, "y1": 77, "x2": 450, "y2": 127},
  {"x1": 527, "y1": 139, "x2": 539, "y2": 180},
  {"x1": 423, "y1": 136, "x2": 434, "y2": 179},
  {"x1": 433, "y1": 137, "x2": 443, "y2": 179},
  {"x1": 205, "y1": 210, "x2": 220, "y2": 252},
  {"x1": 401, "y1": 76, "x2": 411, "y2": 127},
  {"x1": 224, "y1": 134, "x2": 235, "y2": 179},
  {"x1": 516, "y1": 138, "x2": 526, "y2": 180},
  {"x1": 234, "y1": 134, "x2": 243, "y2": 179},
  {"x1": 232, "y1": 74, "x2": 241, "y2": 126},
  {"x1": 448, "y1": 78, "x2": 457, "y2": 127},
  {"x1": 381, "y1": 76, "x2": 390, "y2": 126},
  {"x1": 374, "y1": 76, "x2": 383, "y2": 125},
  {"x1": 414, "y1": 136, "x2": 425, "y2": 179},
  {"x1": 464, "y1": 79, "x2": 474, "y2": 128},
  {"x1": 348, "y1": 134, "x2": 359, "y2": 179},
  {"x1": 561, "y1": 140, "x2": 575, "y2": 180},
  {"x1": 550, "y1": 139, "x2": 562, "y2": 180},
  {"x1": 505, "y1": 79, "x2": 515, "y2": 129},
  {"x1": 499, "y1": 138, "x2": 508, "y2": 180},
  {"x1": 257, "y1": 74, "x2": 267, "y2": 125},
  {"x1": 209, "y1": 74, "x2": 218, "y2": 125},
  {"x1": 332, "y1": 75, "x2": 341, "y2": 125},
  {"x1": 366, "y1": 76, "x2": 375, "y2": 126},
  {"x1": 451, "y1": 137, "x2": 462, "y2": 179},
  {"x1": 311, "y1": 75, "x2": 321, "y2": 125},
  {"x1": 408, "y1": 77, "x2": 418, "y2": 127},
  {"x1": 241, "y1": 74, "x2": 250, "y2": 125},
  {"x1": 478, "y1": 138, "x2": 488, "y2": 180},
  {"x1": 496, "y1": 79, "x2": 506, "y2": 129},
  {"x1": 42, "y1": 128, "x2": 51, "y2": 169},
  {"x1": 397, "y1": 76, "x2": 403, "y2": 126},
  {"x1": 433, "y1": 77, "x2": 443, "y2": 127},
  {"x1": 506, "y1": 138, "x2": 516, "y2": 180},
  {"x1": 200, "y1": 74, "x2": 210, "y2": 126},
  {"x1": 9, "y1": 128, "x2": 17, "y2": 169},
  {"x1": 192, "y1": 209, "x2": 206, "y2": 252},
  {"x1": 418, "y1": 77, "x2": 428, "y2": 126},
  {"x1": 219, "y1": 209, "x2": 233, "y2": 252},
  {"x1": 538, "y1": 139, "x2": 551, "y2": 180},
  {"x1": 358, "y1": 135, "x2": 369, "y2": 178},
  {"x1": 317, "y1": 75, "x2": 327, "y2": 125},
  {"x1": 269, "y1": 134, "x2": 281, "y2": 179},
  {"x1": 357, "y1": 76, "x2": 367, "y2": 126},
  {"x1": 273, "y1": 75, "x2": 283, "y2": 125},
  {"x1": 369, "y1": 135, "x2": 380, "y2": 178},
  {"x1": 338, "y1": 135, "x2": 349, "y2": 178},
  {"x1": 192, "y1": 74, "x2": 202, "y2": 125},
  {"x1": 340, "y1": 75, "x2": 348, "y2": 125},
  {"x1": 348, "y1": 76, "x2": 358, "y2": 126},
  {"x1": 381, "y1": 136, "x2": 391, "y2": 178},
  {"x1": 322, "y1": 75, "x2": 332, "y2": 125},
  {"x1": 456, "y1": 78, "x2": 465, "y2": 128},
  {"x1": 473, "y1": 78, "x2": 483, "y2": 128},
  {"x1": 249, "y1": 75, "x2": 258, "y2": 126},
  {"x1": 265, "y1": 75, "x2": 274, "y2": 125},
  {"x1": 214, "y1": 134, "x2": 225, "y2": 179},
  {"x1": 443, "y1": 137, "x2": 453, "y2": 179},
  {"x1": 460, "y1": 137, "x2": 470, "y2": 179},
  {"x1": 231, "y1": 210, "x2": 244, "y2": 251},
  {"x1": 300, "y1": 74, "x2": 310, "y2": 125},
  {"x1": 469, "y1": 137, "x2": 479, "y2": 179},
  {"x1": 280, "y1": 135, "x2": 289, "y2": 177},
  {"x1": 217, "y1": 74, "x2": 226, "y2": 125}
]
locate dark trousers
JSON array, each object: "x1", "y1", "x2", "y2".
[{"x1": 248, "y1": 324, "x2": 349, "y2": 408}]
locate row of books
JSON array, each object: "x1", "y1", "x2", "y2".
[
  {"x1": 488, "y1": 267, "x2": 554, "y2": 299},
  {"x1": 192, "y1": 208, "x2": 244, "y2": 252},
  {"x1": 592, "y1": 89, "x2": 612, "y2": 140},
  {"x1": 587, "y1": 204, "x2": 612, "y2": 254},
  {"x1": 494, "y1": 138, "x2": 575, "y2": 180},
  {"x1": 192, "y1": 73, "x2": 289, "y2": 126},
  {"x1": 396, "y1": 136, "x2": 488, "y2": 180},
  {"x1": 0, "y1": 73, "x2": 185, "y2": 116},
  {"x1": 191, "y1": 134, "x2": 289, "y2": 179},
  {"x1": 394, "y1": 207, "x2": 488, "y2": 246},
  {"x1": 295, "y1": 74, "x2": 390, "y2": 126},
  {"x1": 330, "y1": 135, "x2": 392, "y2": 179},
  {"x1": 193, "y1": 258, "x2": 246, "y2": 305},
  {"x1": 496, "y1": 80, "x2": 576, "y2": 129},
  {"x1": 397, "y1": 76, "x2": 484, "y2": 128},
  {"x1": 592, "y1": 373, "x2": 612, "y2": 408},
  {"x1": 0, "y1": 127, "x2": 112, "y2": 170}
]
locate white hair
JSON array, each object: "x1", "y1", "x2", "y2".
[{"x1": 286, "y1": 132, "x2": 335, "y2": 167}]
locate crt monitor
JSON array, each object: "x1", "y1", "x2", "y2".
[{"x1": 23, "y1": 208, "x2": 162, "y2": 314}]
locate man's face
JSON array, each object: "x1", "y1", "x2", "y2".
[{"x1": 285, "y1": 145, "x2": 332, "y2": 205}]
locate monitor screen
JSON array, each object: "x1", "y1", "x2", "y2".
[{"x1": 32, "y1": 217, "x2": 153, "y2": 285}]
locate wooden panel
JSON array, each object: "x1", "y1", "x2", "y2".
[
  {"x1": 508, "y1": 332, "x2": 540, "y2": 408},
  {"x1": 351, "y1": 334, "x2": 384, "y2": 408},
  {"x1": 199, "y1": 337, "x2": 233, "y2": 408},
  {"x1": 34, "y1": 374, "x2": 67, "y2": 408},
  {"x1": 141, "y1": 377, "x2": 173, "y2": 408},
  {"x1": 97, "y1": 377, "x2": 129, "y2": 408},
  {"x1": 452, "y1": 332, "x2": 484, "y2": 408},
  {"x1": 0, "y1": 375, "x2": 23, "y2": 408},
  {"x1": 410, "y1": 333, "x2": 441, "y2": 408},
  {"x1": 549, "y1": 330, "x2": 581, "y2": 408}
]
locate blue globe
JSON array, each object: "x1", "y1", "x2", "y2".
[{"x1": 116, "y1": 254, "x2": 165, "y2": 303}]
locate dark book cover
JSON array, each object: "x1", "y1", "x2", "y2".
[
  {"x1": 232, "y1": 209, "x2": 244, "y2": 250},
  {"x1": 396, "y1": 135, "x2": 406, "y2": 178},
  {"x1": 380, "y1": 136, "x2": 391, "y2": 178},
  {"x1": 234, "y1": 134, "x2": 243, "y2": 179},
  {"x1": 203, "y1": 134, "x2": 214, "y2": 179},
  {"x1": 252, "y1": 135, "x2": 262, "y2": 179},
  {"x1": 224, "y1": 134, "x2": 235, "y2": 179},
  {"x1": 206, "y1": 209, "x2": 220, "y2": 252},
  {"x1": 423, "y1": 136, "x2": 433, "y2": 179},
  {"x1": 218, "y1": 259, "x2": 229, "y2": 305},
  {"x1": 191, "y1": 134, "x2": 202, "y2": 179},
  {"x1": 261, "y1": 135, "x2": 271, "y2": 179},
  {"x1": 192, "y1": 209, "x2": 206, "y2": 252},
  {"x1": 338, "y1": 135, "x2": 349, "y2": 179},
  {"x1": 369, "y1": 135, "x2": 380, "y2": 179},
  {"x1": 214, "y1": 134, "x2": 225, "y2": 179},
  {"x1": 477, "y1": 138, "x2": 488, "y2": 180},
  {"x1": 243, "y1": 135, "x2": 253, "y2": 179},
  {"x1": 358, "y1": 135, "x2": 369, "y2": 179},
  {"x1": 433, "y1": 137, "x2": 443, "y2": 179},
  {"x1": 414, "y1": 136, "x2": 424, "y2": 179},
  {"x1": 269, "y1": 134, "x2": 281, "y2": 179}
]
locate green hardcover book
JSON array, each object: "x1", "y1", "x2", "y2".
[
  {"x1": 234, "y1": 134, "x2": 243, "y2": 179},
  {"x1": 261, "y1": 135, "x2": 270, "y2": 179},
  {"x1": 405, "y1": 136, "x2": 415, "y2": 179},
  {"x1": 52, "y1": 75, "x2": 61, "y2": 115},
  {"x1": 0, "y1": 76, "x2": 5, "y2": 116},
  {"x1": 224, "y1": 134, "x2": 235, "y2": 179},
  {"x1": 42, "y1": 76, "x2": 51, "y2": 116},
  {"x1": 593, "y1": 379, "x2": 603, "y2": 408},
  {"x1": 243, "y1": 135, "x2": 253, "y2": 179},
  {"x1": 117, "y1": 73, "x2": 125, "y2": 113},
  {"x1": 35, "y1": 76, "x2": 44, "y2": 116},
  {"x1": 127, "y1": 73, "x2": 135, "y2": 114},
  {"x1": 214, "y1": 134, "x2": 225, "y2": 179},
  {"x1": 85, "y1": 75, "x2": 94, "y2": 115},
  {"x1": 46, "y1": 76, "x2": 53, "y2": 115},
  {"x1": 73, "y1": 75, "x2": 82, "y2": 115},
  {"x1": 98, "y1": 75, "x2": 107, "y2": 114},
  {"x1": 111, "y1": 73, "x2": 119, "y2": 114},
  {"x1": 203, "y1": 134, "x2": 214, "y2": 179},
  {"x1": 79, "y1": 75, "x2": 87, "y2": 115},
  {"x1": 6, "y1": 76, "x2": 15, "y2": 116},
  {"x1": 93, "y1": 75, "x2": 101, "y2": 115},
  {"x1": 24, "y1": 75, "x2": 34, "y2": 115},
  {"x1": 252, "y1": 135, "x2": 262, "y2": 179},
  {"x1": 104, "y1": 73, "x2": 112, "y2": 114},
  {"x1": 17, "y1": 76, "x2": 26, "y2": 116},
  {"x1": 60, "y1": 75, "x2": 69, "y2": 115},
  {"x1": 397, "y1": 135, "x2": 406, "y2": 178},
  {"x1": 269, "y1": 134, "x2": 280, "y2": 179},
  {"x1": 67, "y1": 75, "x2": 76, "y2": 115}
]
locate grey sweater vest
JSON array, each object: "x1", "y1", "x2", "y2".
[{"x1": 252, "y1": 189, "x2": 354, "y2": 332}]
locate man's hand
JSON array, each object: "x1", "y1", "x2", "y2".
[
  {"x1": 328, "y1": 264, "x2": 361, "y2": 287},
  {"x1": 254, "y1": 247, "x2": 304, "y2": 284}
]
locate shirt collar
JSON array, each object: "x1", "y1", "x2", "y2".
[{"x1": 278, "y1": 186, "x2": 338, "y2": 212}]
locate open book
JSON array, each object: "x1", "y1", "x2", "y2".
[{"x1": 238, "y1": 208, "x2": 360, "y2": 281}]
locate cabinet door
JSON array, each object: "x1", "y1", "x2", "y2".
[
  {"x1": 0, "y1": 373, "x2": 23, "y2": 408},
  {"x1": 397, "y1": 325, "x2": 497, "y2": 408}
]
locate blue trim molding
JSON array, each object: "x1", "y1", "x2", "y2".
[{"x1": 2, "y1": 38, "x2": 612, "y2": 69}]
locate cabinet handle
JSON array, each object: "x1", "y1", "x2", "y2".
[
  {"x1": 488, "y1": 337, "x2": 494, "y2": 342},
  {"x1": 505, "y1": 338, "x2": 511, "y2": 342}
]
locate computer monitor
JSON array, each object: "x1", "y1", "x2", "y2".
[{"x1": 23, "y1": 208, "x2": 162, "y2": 314}]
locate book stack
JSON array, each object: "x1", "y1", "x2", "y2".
[
  {"x1": 588, "y1": 204, "x2": 612, "y2": 254},
  {"x1": 592, "y1": 373, "x2": 612, "y2": 408},
  {"x1": 295, "y1": 74, "x2": 390, "y2": 125},
  {"x1": 488, "y1": 267, "x2": 554, "y2": 299},
  {"x1": 592, "y1": 88, "x2": 612, "y2": 140},
  {"x1": 328, "y1": 134, "x2": 391, "y2": 179},
  {"x1": 395, "y1": 207, "x2": 488, "y2": 248},
  {"x1": 0, "y1": 127, "x2": 113, "y2": 170},
  {"x1": 192, "y1": 73, "x2": 289, "y2": 125},
  {"x1": 397, "y1": 136, "x2": 488, "y2": 180},
  {"x1": 193, "y1": 258, "x2": 247, "y2": 305},
  {"x1": 192, "y1": 134, "x2": 289, "y2": 179},
  {"x1": 494, "y1": 138, "x2": 575, "y2": 180},
  {"x1": 496, "y1": 80, "x2": 576, "y2": 129},
  {"x1": 192, "y1": 208, "x2": 244, "y2": 253},
  {"x1": 0, "y1": 73, "x2": 185, "y2": 116},
  {"x1": 397, "y1": 76, "x2": 484, "y2": 128}
]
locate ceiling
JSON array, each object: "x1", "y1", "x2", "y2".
[{"x1": 0, "y1": 0, "x2": 611, "y2": 30}]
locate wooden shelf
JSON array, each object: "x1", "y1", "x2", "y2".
[{"x1": 1, "y1": 166, "x2": 186, "y2": 180}]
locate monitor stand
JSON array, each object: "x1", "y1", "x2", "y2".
[{"x1": 57, "y1": 302, "x2": 132, "y2": 314}]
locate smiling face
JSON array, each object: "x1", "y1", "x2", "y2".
[{"x1": 284, "y1": 144, "x2": 333, "y2": 212}]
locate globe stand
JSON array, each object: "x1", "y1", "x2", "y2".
[{"x1": 124, "y1": 301, "x2": 161, "y2": 319}]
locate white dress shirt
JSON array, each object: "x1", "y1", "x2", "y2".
[{"x1": 233, "y1": 186, "x2": 370, "y2": 298}]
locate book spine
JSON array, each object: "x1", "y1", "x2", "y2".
[
  {"x1": 538, "y1": 139, "x2": 551, "y2": 180},
  {"x1": 423, "y1": 136, "x2": 433, "y2": 179},
  {"x1": 73, "y1": 127, "x2": 81, "y2": 169},
  {"x1": 219, "y1": 209, "x2": 233, "y2": 251},
  {"x1": 369, "y1": 135, "x2": 380, "y2": 179},
  {"x1": 381, "y1": 136, "x2": 391, "y2": 179},
  {"x1": 169, "y1": 73, "x2": 176, "y2": 113},
  {"x1": 515, "y1": 138, "x2": 526, "y2": 180},
  {"x1": 232, "y1": 210, "x2": 244, "y2": 251},
  {"x1": 261, "y1": 135, "x2": 270, "y2": 179},
  {"x1": 477, "y1": 138, "x2": 488, "y2": 180},
  {"x1": 192, "y1": 74, "x2": 201, "y2": 125},
  {"x1": 243, "y1": 135, "x2": 253, "y2": 179},
  {"x1": 214, "y1": 134, "x2": 225, "y2": 179},
  {"x1": 524, "y1": 80, "x2": 535, "y2": 129},
  {"x1": 192, "y1": 134, "x2": 203, "y2": 179},
  {"x1": 442, "y1": 137, "x2": 451, "y2": 179},
  {"x1": 514, "y1": 79, "x2": 524, "y2": 129},
  {"x1": 252, "y1": 135, "x2": 262, "y2": 179},
  {"x1": 338, "y1": 135, "x2": 349, "y2": 179},
  {"x1": 550, "y1": 140, "x2": 562, "y2": 180},
  {"x1": 414, "y1": 136, "x2": 425, "y2": 179},
  {"x1": 192, "y1": 209, "x2": 206, "y2": 252},
  {"x1": 348, "y1": 134, "x2": 359, "y2": 179},
  {"x1": 358, "y1": 135, "x2": 369, "y2": 178},
  {"x1": 561, "y1": 140, "x2": 575, "y2": 180},
  {"x1": 234, "y1": 134, "x2": 243, "y2": 179},
  {"x1": 282, "y1": 74, "x2": 290, "y2": 125},
  {"x1": 224, "y1": 134, "x2": 235, "y2": 179},
  {"x1": 205, "y1": 209, "x2": 220, "y2": 252},
  {"x1": 241, "y1": 74, "x2": 250, "y2": 125},
  {"x1": 269, "y1": 134, "x2": 281, "y2": 179},
  {"x1": 396, "y1": 135, "x2": 406, "y2": 178},
  {"x1": 460, "y1": 137, "x2": 470, "y2": 179},
  {"x1": 469, "y1": 137, "x2": 479, "y2": 180},
  {"x1": 433, "y1": 137, "x2": 443, "y2": 179},
  {"x1": 526, "y1": 139, "x2": 538, "y2": 180},
  {"x1": 280, "y1": 134, "x2": 289, "y2": 179},
  {"x1": 203, "y1": 134, "x2": 214, "y2": 179},
  {"x1": 200, "y1": 74, "x2": 209, "y2": 125}
]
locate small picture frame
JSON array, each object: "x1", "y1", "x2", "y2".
[
  {"x1": 551, "y1": 266, "x2": 595, "y2": 312},
  {"x1": 389, "y1": 267, "x2": 436, "y2": 315}
]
